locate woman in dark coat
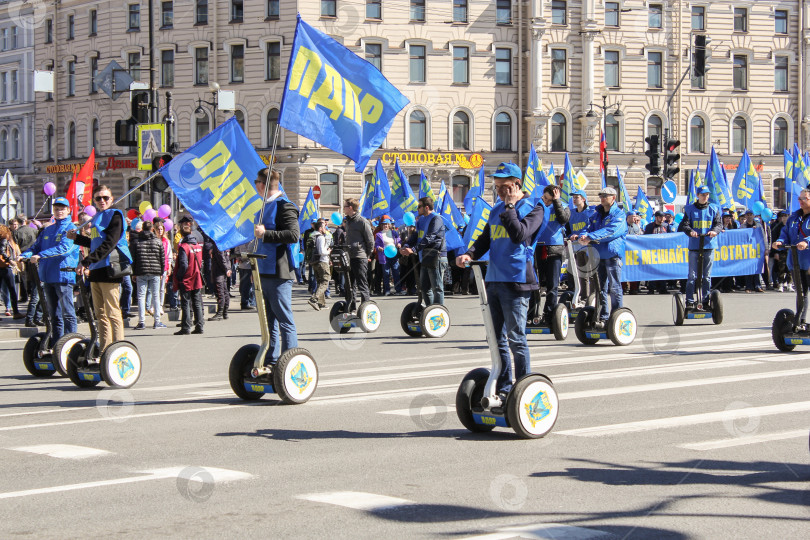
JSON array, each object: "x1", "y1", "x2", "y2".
[{"x1": 131, "y1": 221, "x2": 166, "y2": 329}]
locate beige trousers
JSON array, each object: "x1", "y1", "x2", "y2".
[{"x1": 90, "y1": 281, "x2": 125, "y2": 351}]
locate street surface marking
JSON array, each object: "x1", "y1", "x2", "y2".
[
  {"x1": 9, "y1": 444, "x2": 111, "y2": 460},
  {"x1": 680, "y1": 429, "x2": 809, "y2": 451},
  {"x1": 296, "y1": 491, "x2": 415, "y2": 511},
  {"x1": 461, "y1": 523, "x2": 614, "y2": 539}
]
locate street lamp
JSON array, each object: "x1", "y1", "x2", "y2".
[
  {"x1": 195, "y1": 81, "x2": 220, "y2": 126},
  {"x1": 587, "y1": 86, "x2": 623, "y2": 174}
]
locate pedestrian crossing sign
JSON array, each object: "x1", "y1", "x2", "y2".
[{"x1": 137, "y1": 124, "x2": 166, "y2": 171}]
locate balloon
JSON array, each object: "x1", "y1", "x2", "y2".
[
  {"x1": 143, "y1": 208, "x2": 157, "y2": 222},
  {"x1": 403, "y1": 212, "x2": 416, "y2": 226},
  {"x1": 43, "y1": 182, "x2": 56, "y2": 196},
  {"x1": 752, "y1": 201, "x2": 765, "y2": 215},
  {"x1": 127, "y1": 209, "x2": 139, "y2": 220},
  {"x1": 330, "y1": 212, "x2": 343, "y2": 226},
  {"x1": 383, "y1": 244, "x2": 398, "y2": 259},
  {"x1": 28, "y1": 222, "x2": 37, "y2": 229},
  {"x1": 761, "y1": 208, "x2": 773, "y2": 221},
  {"x1": 298, "y1": 252, "x2": 305, "y2": 263},
  {"x1": 163, "y1": 218, "x2": 173, "y2": 231},
  {"x1": 675, "y1": 213, "x2": 684, "y2": 221},
  {"x1": 83, "y1": 205, "x2": 97, "y2": 217},
  {"x1": 157, "y1": 204, "x2": 172, "y2": 219},
  {"x1": 138, "y1": 201, "x2": 153, "y2": 214}
]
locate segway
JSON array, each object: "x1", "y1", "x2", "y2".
[
  {"x1": 228, "y1": 253, "x2": 319, "y2": 403},
  {"x1": 772, "y1": 244, "x2": 810, "y2": 352},
  {"x1": 62, "y1": 267, "x2": 142, "y2": 389},
  {"x1": 456, "y1": 261, "x2": 559, "y2": 439},
  {"x1": 327, "y1": 245, "x2": 381, "y2": 334},
  {"x1": 573, "y1": 244, "x2": 637, "y2": 346},
  {"x1": 672, "y1": 234, "x2": 723, "y2": 325},
  {"x1": 21, "y1": 260, "x2": 58, "y2": 377},
  {"x1": 558, "y1": 240, "x2": 596, "y2": 321}
]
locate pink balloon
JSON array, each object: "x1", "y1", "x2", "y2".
[
  {"x1": 43, "y1": 182, "x2": 56, "y2": 196},
  {"x1": 83, "y1": 205, "x2": 97, "y2": 217},
  {"x1": 143, "y1": 208, "x2": 157, "y2": 221},
  {"x1": 28, "y1": 222, "x2": 37, "y2": 229},
  {"x1": 157, "y1": 204, "x2": 172, "y2": 219},
  {"x1": 163, "y1": 218, "x2": 173, "y2": 231}
]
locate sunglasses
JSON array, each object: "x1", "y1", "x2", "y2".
[{"x1": 94, "y1": 195, "x2": 111, "y2": 202}]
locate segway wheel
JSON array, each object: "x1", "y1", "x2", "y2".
[
  {"x1": 400, "y1": 302, "x2": 423, "y2": 337},
  {"x1": 551, "y1": 303, "x2": 569, "y2": 341},
  {"x1": 228, "y1": 344, "x2": 265, "y2": 400},
  {"x1": 574, "y1": 307, "x2": 599, "y2": 345},
  {"x1": 100, "y1": 341, "x2": 142, "y2": 388},
  {"x1": 65, "y1": 340, "x2": 101, "y2": 388},
  {"x1": 273, "y1": 348, "x2": 319, "y2": 404},
  {"x1": 506, "y1": 373, "x2": 559, "y2": 439},
  {"x1": 772, "y1": 309, "x2": 797, "y2": 352},
  {"x1": 22, "y1": 333, "x2": 55, "y2": 377},
  {"x1": 710, "y1": 290, "x2": 724, "y2": 325},
  {"x1": 329, "y1": 301, "x2": 350, "y2": 334},
  {"x1": 607, "y1": 307, "x2": 637, "y2": 346},
  {"x1": 420, "y1": 304, "x2": 450, "y2": 338},
  {"x1": 456, "y1": 368, "x2": 496, "y2": 433},
  {"x1": 357, "y1": 301, "x2": 382, "y2": 333},
  {"x1": 672, "y1": 294, "x2": 685, "y2": 326},
  {"x1": 53, "y1": 333, "x2": 85, "y2": 377}
]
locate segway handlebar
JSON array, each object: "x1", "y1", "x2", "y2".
[
  {"x1": 466, "y1": 260, "x2": 488, "y2": 267},
  {"x1": 60, "y1": 267, "x2": 76, "y2": 272},
  {"x1": 245, "y1": 253, "x2": 267, "y2": 260}
]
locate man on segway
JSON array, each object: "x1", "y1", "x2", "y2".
[
  {"x1": 773, "y1": 188, "x2": 810, "y2": 322},
  {"x1": 533, "y1": 185, "x2": 569, "y2": 325},
  {"x1": 456, "y1": 162, "x2": 545, "y2": 396},
  {"x1": 678, "y1": 185, "x2": 722, "y2": 310},
  {"x1": 402, "y1": 197, "x2": 447, "y2": 306}
]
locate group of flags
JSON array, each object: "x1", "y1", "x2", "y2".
[
  {"x1": 783, "y1": 143, "x2": 810, "y2": 213},
  {"x1": 683, "y1": 147, "x2": 767, "y2": 216}
]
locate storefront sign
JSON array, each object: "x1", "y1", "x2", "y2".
[{"x1": 381, "y1": 151, "x2": 484, "y2": 169}]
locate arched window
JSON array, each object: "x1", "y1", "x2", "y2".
[
  {"x1": 46, "y1": 125, "x2": 54, "y2": 160},
  {"x1": 647, "y1": 114, "x2": 663, "y2": 141},
  {"x1": 194, "y1": 112, "x2": 210, "y2": 142},
  {"x1": 453, "y1": 111, "x2": 470, "y2": 150},
  {"x1": 266, "y1": 108, "x2": 279, "y2": 146},
  {"x1": 11, "y1": 129, "x2": 19, "y2": 159},
  {"x1": 774, "y1": 117, "x2": 788, "y2": 155},
  {"x1": 495, "y1": 112, "x2": 512, "y2": 151},
  {"x1": 409, "y1": 110, "x2": 426, "y2": 149},
  {"x1": 91, "y1": 119, "x2": 99, "y2": 151},
  {"x1": 605, "y1": 114, "x2": 620, "y2": 151},
  {"x1": 233, "y1": 110, "x2": 245, "y2": 132},
  {"x1": 690, "y1": 116, "x2": 705, "y2": 153},
  {"x1": 319, "y1": 172, "x2": 339, "y2": 206},
  {"x1": 551, "y1": 113, "x2": 566, "y2": 152},
  {"x1": 68, "y1": 122, "x2": 76, "y2": 158},
  {"x1": 732, "y1": 116, "x2": 747, "y2": 153},
  {"x1": 0, "y1": 130, "x2": 6, "y2": 160}
]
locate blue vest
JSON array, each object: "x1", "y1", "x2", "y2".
[
  {"x1": 89, "y1": 209, "x2": 132, "y2": 271},
  {"x1": 569, "y1": 205, "x2": 594, "y2": 236},
  {"x1": 416, "y1": 212, "x2": 444, "y2": 261},
  {"x1": 536, "y1": 202, "x2": 564, "y2": 246},
  {"x1": 256, "y1": 194, "x2": 300, "y2": 275},
  {"x1": 781, "y1": 210, "x2": 810, "y2": 270},
  {"x1": 486, "y1": 198, "x2": 541, "y2": 283},
  {"x1": 683, "y1": 203, "x2": 720, "y2": 249}
]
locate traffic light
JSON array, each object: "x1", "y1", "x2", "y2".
[
  {"x1": 694, "y1": 35, "x2": 712, "y2": 78},
  {"x1": 644, "y1": 135, "x2": 660, "y2": 176},
  {"x1": 131, "y1": 89, "x2": 150, "y2": 124},
  {"x1": 663, "y1": 138, "x2": 681, "y2": 182},
  {"x1": 114, "y1": 118, "x2": 137, "y2": 147},
  {"x1": 115, "y1": 90, "x2": 150, "y2": 147},
  {"x1": 151, "y1": 153, "x2": 172, "y2": 193}
]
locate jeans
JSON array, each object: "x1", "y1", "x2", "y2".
[
  {"x1": 120, "y1": 275, "x2": 132, "y2": 317},
  {"x1": 146, "y1": 272, "x2": 167, "y2": 314},
  {"x1": 136, "y1": 275, "x2": 161, "y2": 325},
  {"x1": 419, "y1": 259, "x2": 447, "y2": 306},
  {"x1": 180, "y1": 288, "x2": 204, "y2": 332},
  {"x1": 43, "y1": 282, "x2": 77, "y2": 344},
  {"x1": 349, "y1": 257, "x2": 370, "y2": 303},
  {"x1": 538, "y1": 254, "x2": 562, "y2": 317},
  {"x1": 686, "y1": 249, "x2": 714, "y2": 304},
  {"x1": 25, "y1": 279, "x2": 42, "y2": 324},
  {"x1": 597, "y1": 256, "x2": 623, "y2": 321},
  {"x1": 259, "y1": 277, "x2": 298, "y2": 363},
  {"x1": 486, "y1": 282, "x2": 531, "y2": 394},
  {"x1": 238, "y1": 268, "x2": 255, "y2": 308},
  {"x1": 0, "y1": 267, "x2": 18, "y2": 313},
  {"x1": 381, "y1": 256, "x2": 401, "y2": 295}
]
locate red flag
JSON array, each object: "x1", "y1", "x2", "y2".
[
  {"x1": 65, "y1": 171, "x2": 79, "y2": 221},
  {"x1": 75, "y1": 148, "x2": 95, "y2": 208},
  {"x1": 599, "y1": 130, "x2": 607, "y2": 174}
]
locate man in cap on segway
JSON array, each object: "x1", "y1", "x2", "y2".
[{"x1": 678, "y1": 185, "x2": 722, "y2": 309}]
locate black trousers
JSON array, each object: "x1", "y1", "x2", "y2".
[
  {"x1": 180, "y1": 288, "x2": 204, "y2": 331},
  {"x1": 213, "y1": 274, "x2": 229, "y2": 315},
  {"x1": 349, "y1": 257, "x2": 370, "y2": 304}
]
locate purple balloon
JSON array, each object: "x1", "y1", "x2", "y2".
[
  {"x1": 163, "y1": 218, "x2": 173, "y2": 231},
  {"x1": 28, "y1": 222, "x2": 37, "y2": 229},
  {"x1": 43, "y1": 182, "x2": 56, "y2": 196},
  {"x1": 157, "y1": 204, "x2": 172, "y2": 219},
  {"x1": 83, "y1": 205, "x2": 97, "y2": 217},
  {"x1": 143, "y1": 208, "x2": 157, "y2": 222}
]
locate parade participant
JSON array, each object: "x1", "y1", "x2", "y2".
[
  {"x1": 644, "y1": 210, "x2": 669, "y2": 295},
  {"x1": 208, "y1": 241, "x2": 232, "y2": 321},
  {"x1": 623, "y1": 211, "x2": 642, "y2": 295},
  {"x1": 342, "y1": 198, "x2": 374, "y2": 305},
  {"x1": 131, "y1": 221, "x2": 167, "y2": 330},
  {"x1": 374, "y1": 216, "x2": 402, "y2": 296},
  {"x1": 770, "y1": 211, "x2": 790, "y2": 292},
  {"x1": 308, "y1": 218, "x2": 331, "y2": 310},
  {"x1": 534, "y1": 185, "x2": 569, "y2": 324},
  {"x1": 568, "y1": 189, "x2": 597, "y2": 298},
  {"x1": 402, "y1": 197, "x2": 447, "y2": 306},
  {"x1": 678, "y1": 185, "x2": 722, "y2": 309},
  {"x1": 173, "y1": 216, "x2": 204, "y2": 335},
  {"x1": 740, "y1": 210, "x2": 766, "y2": 293},
  {"x1": 774, "y1": 191, "x2": 810, "y2": 321},
  {"x1": 456, "y1": 162, "x2": 545, "y2": 396}
]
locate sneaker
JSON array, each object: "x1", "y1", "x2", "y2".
[
  {"x1": 789, "y1": 284, "x2": 796, "y2": 292},
  {"x1": 223, "y1": 313, "x2": 229, "y2": 320},
  {"x1": 24, "y1": 320, "x2": 37, "y2": 328},
  {"x1": 307, "y1": 299, "x2": 321, "y2": 311},
  {"x1": 4, "y1": 310, "x2": 10, "y2": 316},
  {"x1": 755, "y1": 288, "x2": 765, "y2": 293},
  {"x1": 34, "y1": 319, "x2": 44, "y2": 326},
  {"x1": 208, "y1": 313, "x2": 223, "y2": 321},
  {"x1": 133, "y1": 322, "x2": 145, "y2": 330},
  {"x1": 174, "y1": 329, "x2": 190, "y2": 335},
  {"x1": 12, "y1": 313, "x2": 25, "y2": 320},
  {"x1": 154, "y1": 322, "x2": 168, "y2": 329},
  {"x1": 686, "y1": 301, "x2": 696, "y2": 310},
  {"x1": 191, "y1": 327, "x2": 204, "y2": 334},
  {"x1": 778, "y1": 284, "x2": 784, "y2": 292}
]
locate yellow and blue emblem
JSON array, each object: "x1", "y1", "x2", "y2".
[
  {"x1": 524, "y1": 390, "x2": 552, "y2": 428},
  {"x1": 619, "y1": 320, "x2": 633, "y2": 337},
  {"x1": 114, "y1": 353, "x2": 135, "y2": 380},
  {"x1": 290, "y1": 362, "x2": 312, "y2": 394},
  {"x1": 366, "y1": 309, "x2": 378, "y2": 326},
  {"x1": 428, "y1": 313, "x2": 446, "y2": 332}
]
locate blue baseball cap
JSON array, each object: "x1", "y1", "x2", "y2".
[
  {"x1": 381, "y1": 218, "x2": 394, "y2": 224},
  {"x1": 491, "y1": 162, "x2": 522, "y2": 179},
  {"x1": 571, "y1": 189, "x2": 587, "y2": 199},
  {"x1": 664, "y1": 210, "x2": 674, "y2": 216},
  {"x1": 696, "y1": 185, "x2": 711, "y2": 194},
  {"x1": 53, "y1": 197, "x2": 70, "y2": 207}
]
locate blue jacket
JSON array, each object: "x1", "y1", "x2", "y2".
[
  {"x1": 777, "y1": 209, "x2": 810, "y2": 271},
  {"x1": 21, "y1": 218, "x2": 80, "y2": 284},
  {"x1": 585, "y1": 202, "x2": 627, "y2": 259}
]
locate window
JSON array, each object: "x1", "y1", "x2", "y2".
[
  {"x1": 366, "y1": 0, "x2": 381, "y2": 19},
  {"x1": 496, "y1": 0, "x2": 511, "y2": 24},
  {"x1": 90, "y1": 57, "x2": 99, "y2": 92},
  {"x1": 410, "y1": 0, "x2": 425, "y2": 22},
  {"x1": 267, "y1": 0, "x2": 280, "y2": 19},
  {"x1": 604, "y1": 50, "x2": 620, "y2": 87},
  {"x1": 690, "y1": 116, "x2": 705, "y2": 153},
  {"x1": 67, "y1": 14, "x2": 74, "y2": 39},
  {"x1": 0, "y1": 73, "x2": 5, "y2": 102},
  {"x1": 495, "y1": 112, "x2": 512, "y2": 151},
  {"x1": 233, "y1": 110, "x2": 245, "y2": 132},
  {"x1": 647, "y1": 115, "x2": 663, "y2": 141},
  {"x1": 452, "y1": 175, "x2": 470, "y2": 204},
  {"x1": 45, "y1": 19, "x2": 52, "y2": 43},
  {"x1": 775, "y1": 10, "x2": 788, "y2": 34},
  {"x1": 649, "y1": 4, "x2": 662, "y2": 28},
  {"x1": 365, "y1": 43, "x2": 382, "y2": 71},
  {"x1": 195, "y1": 113, "x2": 210, "y2": 142},
  {"x1": 734, "y1": 7, "x2": 747, "y2": 32},
  {"x1": 0, "y1": 131, "x2": 6, "y2": 160},
  {"x1": 90, "y1": 118, "x2": 99, "y2": 150},
  {"x1": 647, "y1": 51, "x2": 662, "y2": 88},
  {"x1": 605, "y1": 2, "x2": 619, "y2": 27},
  {"x1": 128, "y1": 4, "x2": 140, "y2": 31},
  {"x1": 732, "y1": 116, "x2": 747, "y2": 153},
  {"x1": 196, "y1": 0, "x2": 208, "y2": 24},
  {"x1": 691, "y1": 6, "x2": 704, "y2": 30},
  {"x1": 692, "y1": 55, "x2": 705, "y2": 89},
  {"x1": 321, "y1": 0, "x2": 336, "y2": 17},
  {"x1": 129, "y1": 52, "x2": 141, "y2": 81},
  {"x1": 453, "y1": 1, "x2": 468, "y2": 23},
  {"x1": 774, "y1": 118, "x2": 788, "y2": 154},
  {"x1": 266, "y1": 108, "x2": 279, "y2": 145},
  {"x1": 551, "y1": 113, "x2": 567, "y2": 152},
  {"x1": 46, "y1": 125, "x2": 54, "y2": 160},
  {"x1": 733, "y1": 55, "x2": 747, "y2": 90},
  {"x1": 68, "y1": 122, "x2": 76, "y2": 158},
  {"x1": 319, "y1": 173, "x2": 339, "y2": 206},
  {"x1": 267, "y1": 42, "x2": 281, "y2": 80},
  {"x1": 90, "y1": 9, "x2": 97, "y2": 35},
  {"x1": 161, "y1": 2, "x2": 173, "y2": 28},
  {"x1": 195, "y1": 47, "x2": 208, "y2": 85},
  {"x1": 605, "y1": 114, "x2": 620, "y2": 151},
  {"x1": 161, "y1": 50, "x2": 174, "y2": 87},
  {"x1": 231, "y1": 0, "x2": 243, "y2": 22},
  {"x1": 409, "y1": 44, "x2": 425, "y2": 83},
  {"x1": 775, "y1": 56, "x2": 788, "y2": 92},
  {"x1": 231, "y1": 44, "x2": 244, "y2": 83},
  {"x1": 453, "y1": 111, "x2": 470, "y2": 150},
  {"x1": 11, "y1": 70, "x2": 17, "y2": 101},
  {"x1": 67, "y1": 61, "x2": 75, "y2": 96},
  {"x1": 495, "y1": 48, "x2": 512, "y2": 85},
  {"x1": 453, "y1": 46, "x2": 469, "y2": 84},
  {"x1": 551, "y1": 49, "x2": 567, "y2": 86},
  {"x1": 45, "y1": 62, "x2": 53, "y2": 101},
  {"x1": 409, "y1": 110, "x2": 427, "y2": 149},
  {"x1": 551, "y1": 1, "x2": 567, "y2": 24},
  {"x1": 0, "y1": 29, "x2": 6, "y2": 51},
  {"x1": 11, "y1": 26, "x2": 18, "y2": 49},
  {"x1": 11, "y1": 129, "x2": 19, "y2": 158}
]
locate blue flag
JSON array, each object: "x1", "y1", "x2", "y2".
[
  {"x1": 634, "y1": 186, "x2": 654, "y2": 224},
  {"x1": 616, "y1": 166, "x2": 632, "y2": 214},
  {"x1": 418, "y1": 169, "x2": 435, "y2": 202},
  {"x1": 438, "y1": 179, "x2": 447, "y2": 204},
  {"x1": 298, "y1": 187, "x2": 318, "y2": 231},
  {"x1": 360, "y1": 178, "x2": 374, "y2": 219},
  {"x1": 785, "y1": 149, "x2": 794, "y2": 183},
  {"x1": 157, "y1": 116, "x2": 266, "y2": 250},
  {"x1": 687, "y1": 169, "x2": 697, "y2": 205},
  {"x1": 439, "y1": 190, "x2": 465, "y2": 229},
  {"x1": 389, "y1": 158, "x2": 417, "y2": 224},
  {"x1": 461, "y1": 198, "x2": 492, "y2": 261},
  {"x1": 731, "y1": 149, "x2": 764, "y2": 209},
  {"x1": 547, "y1": 162, "x2": 556, "y2": 185},
  {"x1": 464, "y1": 166, "x2": 485, "y2": 212},
  {"x1": 793, "y1": 143, "x2": 810, "y2": 188},
  {"x1": 706, "y1": 147, "x2": 733, "y2": 208},
  {"x1": 561, "y1": 154, "x2": 575, "y2": 205},
  {"x1": 370, "y1": 159, "x2": 391, "y2": 219},
  {"x1": 278, "y1": 16, "x2": 409, "y2": 172},
  {"x1": 522, "y1": 145, "x2": 541, "y2": 200},
  {"x1": 440, "y1": 214, "x2": 465, "y2": 252}
]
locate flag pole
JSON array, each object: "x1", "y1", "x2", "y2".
[
  {"x1": 31, "y1": 196, "x2": 52, "y2": 221},
  {"x1": 72, "y1": 170, "x2": 162, "y2": 230},
  {"x1": 250, "y1": 124, "x2": 280, "y2": 253}
]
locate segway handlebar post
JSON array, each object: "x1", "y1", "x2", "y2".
[{"x1": 467, "y1": 260, "x2": 504, "y2": 409}]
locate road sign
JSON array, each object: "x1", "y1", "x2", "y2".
[
  {"x1": 312, "y1": 185, "x2": 321, "y2": 200},
  {"x1": 661, "y1": 180, "x2": 677, "y2": 204},
  {"x1": 1, "y1": 206, "x2": 15, "y2": 221},
  {"x1": 137, "y1": 124, "x2": 166, "y2": 171}
]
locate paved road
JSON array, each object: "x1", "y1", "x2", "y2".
[{"x1": 0, "y1": 287, "x2": 808, "y2": 539}]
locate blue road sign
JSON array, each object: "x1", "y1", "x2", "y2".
[{"x1": 662, "y1": 180, "x2": 677, "y2": 204}]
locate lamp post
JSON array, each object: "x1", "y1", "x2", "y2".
[
  {"x1": 195, "y1": 81, "x2": 220, "y2": 128},
  {"x1": 586, "y1": 86, "x2": 623, "y2": 175}
]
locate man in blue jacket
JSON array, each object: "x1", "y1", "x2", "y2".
[
  {"x1": 402, "y1": 197, "x2": 447, "y2": 306},
  {"x1": 678, "y1": 185, "x2": 722, "y2": 308},
  {"x1": 21, "y1": 197, "x2": 81, "y2": 344},
  {"x1": 534, "y1": 185, "x2": 569, "y2": 324},
  {"x1": 774, "y1": 188, "x2": 810, "y2": 321},
  {"x1": 578, "y1": 186, "x2": 627, "y2": 328}
]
